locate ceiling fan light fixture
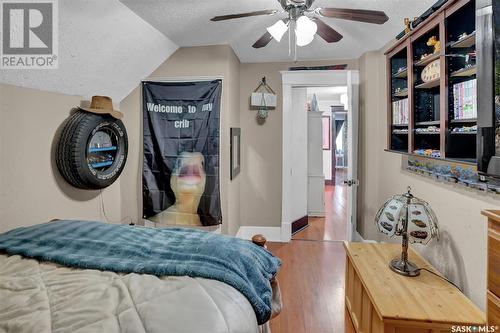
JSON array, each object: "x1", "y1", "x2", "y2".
[
  {"x1": 267, "y1": 20, "x2": 289, "y2": 42},
  {"x1": 295, "y1": 16, "x2": 317, "y2": 46}
]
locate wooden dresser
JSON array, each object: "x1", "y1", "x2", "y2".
[
  {"x1": 482, "y1": 210, "x2": 500, "y2": 327},
  {"x1": 344, "y1": 242, "x2": 485, "y2": 333}
]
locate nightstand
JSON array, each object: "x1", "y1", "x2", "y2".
[{"x1": 344, "y1": 242, "x2": 485, "y2": 333}]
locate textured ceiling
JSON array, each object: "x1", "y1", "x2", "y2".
[
  {"x1": 0, "y1": 0, "x2": 178, "y2": 101},
  {"x1": 120, "y1": 0, "x2": 435, "y2": 63}
]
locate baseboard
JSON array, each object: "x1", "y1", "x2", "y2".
[
  {"x1": 353, "y1": 230, "x2": 377, "y2": 243},
  {"x1": 236, "y1": 226, "x2": 283, "y2": 242},
  {"x1": 292, "y1": 216, "x2": 309, "y2": 235},
  {"x1": 307, "y1": 211, "x2": 325, "y2": 217}
]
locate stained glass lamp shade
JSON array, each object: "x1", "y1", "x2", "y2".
[{"x1": 374, "y1": 187, "x2": 439, "y2": 277}]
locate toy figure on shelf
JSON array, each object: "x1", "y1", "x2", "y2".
[
  {"x1": 427, "y1": 36, "x2": 441, "y2": 54},
  {"x1": 404, "y1": 18, "x2": 411, "y2": 34}
]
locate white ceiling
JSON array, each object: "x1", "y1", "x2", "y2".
[
  {"x1": 0, "y1": 0, "x2": 178, "y2": 102},
  {"x1": 120, "y1": 0, "x2": 435, "y2": 63}
]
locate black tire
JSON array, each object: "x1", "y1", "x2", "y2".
[{"x1": 56, "y1": 110, "x2": 128, "y2": 189}]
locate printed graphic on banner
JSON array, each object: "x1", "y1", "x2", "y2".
[
  {"x1": 0, "y1": 0, "x2": 58, "y2": 69},
  {"x1": 142, "y1": 80, "x2": 222, "y2": 226}
]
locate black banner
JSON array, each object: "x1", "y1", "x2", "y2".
[{"x1": 142, "y1": 80, "x2": 222, "y2": 226}]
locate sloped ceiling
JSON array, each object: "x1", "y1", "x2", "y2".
[
  {"x1": 0, "y1": 0, "x2": 178, "y2": 102},
  {"x1": 120, "y1": 0, "x2": 435, "y2": 63}
]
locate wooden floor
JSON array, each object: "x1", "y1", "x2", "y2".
[
  {"x1": 293, "y1": 183, "x2": 347, "y2": 241},
  {"x1": 268, "y1": 171, "x2": 356, "y2": 333}
]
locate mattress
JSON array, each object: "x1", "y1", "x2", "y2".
[{"x1": 0, "y1": 254, "x2": 260, "y2": 333}]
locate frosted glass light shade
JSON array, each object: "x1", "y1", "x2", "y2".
[
  {"x1": 267, "y1": 20, "x2": 288, "y2": 42},
  {"x1": 374, "y1": 193, "x2": 439, "y2": 245},
  {"x1": 295, "y1": 16, "x2": 317, "y2": 46}
]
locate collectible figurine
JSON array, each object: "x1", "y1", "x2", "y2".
[{"x1": 427, "y1": 36, "x2": 441, "y2": 54}]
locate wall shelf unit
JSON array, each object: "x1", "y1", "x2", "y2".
[{"x1": 386, "y1": 0, "x2": 477, "y2": 164}]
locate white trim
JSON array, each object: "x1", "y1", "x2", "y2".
[
  {"x1": 308, "y1": 212, "x2": 326, "y2": 217},
  {"x1": 281, "y1": 223, "x2": 292, "y2": 242},
  {"x1": 236, "y1": 226, "x2": 284, "y2": 243}
]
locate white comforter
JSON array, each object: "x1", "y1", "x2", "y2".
[{"x1": 0, "y1": 254, "x2": 260, "y2": 333}]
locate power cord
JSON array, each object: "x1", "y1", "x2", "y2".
[
  {"x1": 99, "y1": 189, "x2": 133, "y2": 225},
  {"x1": 417, "y1": 267, "x2": 462, "y2": 292}
]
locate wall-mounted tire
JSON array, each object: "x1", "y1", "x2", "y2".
[{"x1": 56, "y1": 110, "x2": 128, "y2": 190}]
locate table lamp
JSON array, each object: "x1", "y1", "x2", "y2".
[{"x1": 374, "y1": 187, "x2": 439, "y2": 277}]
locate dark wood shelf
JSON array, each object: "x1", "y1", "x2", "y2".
[
  {"x1": 450, "y1": 118, "x2": 477, "y2": 123},
  {"x1": 450, "y1": 131, "x2": 477, "y2": 135},
  {"x1": 386, "y1": 0, "x2": 478, "y2": 167},
  {"x1": 449, "y1": 32, "x2": 476, "y2": 49},
  {"x1": 450, "y1": 65, "x2": 477, "y2": 77},
  {"x1": 415, "y1": 120, "x2": 440, "y2": 126},
  {"x1": 384, "y1": 149, "x2": 477, "y2": 166},
  {"x1": 414, "y1": 53, "x2": 441, "y2": 67},
  {"x1": 415, "y1": 78, "x2": 440, "y2": 89},
  {"x1": 392, "y1": 124, "x2": 409, "y2": 127},
  {"x1": 393, "y1": 89, "x2": 409, "y2": 97},
  {"x1": 393, "y1": 69, "x2": 408, "y2": 78}
]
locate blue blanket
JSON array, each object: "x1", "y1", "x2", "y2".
[{"x1": 0, "y1": 220, "x2": 281, "y2": 324}]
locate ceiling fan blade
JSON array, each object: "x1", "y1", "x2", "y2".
[
  {"x1": 211, "y1": 10, "x2": 278, "y2": 22},
  {"x1": 252, "y1": 31, "x2": 273, "y2": 49},
  {"x1": 318, "y1": 8, "x2": 389, "y2": 25},
  {"x1": 314, "y1": 18, "x2": 343, "y2": 43},
  {"x1": 252, "y1": 19, "x2": 289, "y2": 49}
]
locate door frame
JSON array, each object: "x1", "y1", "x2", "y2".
[{"x1": 281, "y1": 70, "x2": 360, "y2": 242}]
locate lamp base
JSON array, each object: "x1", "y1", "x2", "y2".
[{"x1": 389, "y1": 258, "x2": 421, "y2": 277}]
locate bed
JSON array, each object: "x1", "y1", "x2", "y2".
[{"x1": 0, "y1": 221, "x2": 282, "y2": 333}]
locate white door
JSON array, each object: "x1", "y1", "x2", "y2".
[{"x1": 346, "y1": 72, "x2": 360, "y2": 241}]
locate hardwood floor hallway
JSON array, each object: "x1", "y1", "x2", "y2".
[{"x1": 268, "y1": 170, "x2": 356, "y2": 333}]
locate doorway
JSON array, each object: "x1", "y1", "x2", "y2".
[
  {"x1": 280, "y1": 70, "x2": 359, "y2": 242},
  {"x1": 288, "y1": 86, "x2": 350, "y2": 241}
]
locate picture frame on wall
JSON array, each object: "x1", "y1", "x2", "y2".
[
  {"x1": 230, "y1": 128, "x2": 241, "y2": 180},
  {"x1": 322, "y1": 116, "x2": 331, "y2": 150}
]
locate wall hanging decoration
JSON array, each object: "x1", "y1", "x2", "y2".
[
  {"x1": 56, "y1": 96, "x2": 128, "y2": 190},
  {"x1": 230, "y1": 128, "x2": 241, "y2": 180},
  {"x1": 375, "y1": 187, "x2": 439, "y2": 277},
  {"x1": 142, "y1": 80, "x2": 222, "y2": 227},
  {"x1": 251, "y1": 77, "x2": 277, "y2": 120}
]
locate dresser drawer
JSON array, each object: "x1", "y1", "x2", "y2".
[
  {"x1": 489, "y1": 222, "x2": 500, "y2": 297},
  {"x1": 488, "y1": 291, "x2": 500, "y2": 327}
]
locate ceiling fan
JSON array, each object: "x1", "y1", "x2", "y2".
[{"x1": 211, "y1": 0, "x2": 389, "y2": 49}]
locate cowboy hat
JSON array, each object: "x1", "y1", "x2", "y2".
[{"x1": 79, "y1": 95, "x2": 123, "y2": 119}]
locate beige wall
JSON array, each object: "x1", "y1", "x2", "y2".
[
  {"x1": 357, "y1": 50, "x2": 500, "y2": 311},
  {"x1": 0, "y1": 84, "x2": 122, "y2": 233},
  {"x1": 239, "y1": 59, "x2": 359, "y2": 228},
  {"x1": 119, "y1": 45, "x2": 242, "y2": 235}
]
